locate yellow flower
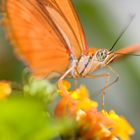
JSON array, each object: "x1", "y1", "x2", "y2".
[
  {"x1": 55, "y1": 80, "x2": 97, "y2": 117},
  {"x1": 0, "y1": 81, "x2": 11, "y2": 99},
  {"x1": 102, "y1": 110, "x2": 135, "y2": 140},
  {"x1": 55, "y1": 80, "x2": 135, "y2": 140}
]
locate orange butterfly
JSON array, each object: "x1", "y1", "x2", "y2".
[{"x1": 3, "y1": 0, "x2": 140, "y2": 89}]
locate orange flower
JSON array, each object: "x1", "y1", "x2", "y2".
[
  {"x1": 55, "y1": 80, "x2": 97, "y2": 118},
  {"x1": 0, "y1": 81, "x2": 11, "y2": 99},
  {"x1": 55, "y1": 81, "x2": 134, "y2": 140}
]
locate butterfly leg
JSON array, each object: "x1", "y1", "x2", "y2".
[
  {"x1": 102, "y1": 74, "x2": 110, "y2": 109},
  {"x1": 86, "y1": 73, "x2": 110, "y2": 108},
  {"x1": 58, "y1": 66, "x2": 74, "y2": 94},
  {"x1": 86, "y1": 73, "x2": 110, "y2": 79},
  {"x1": 99, "y1": 66, "x2": 119, "y2": 108},
  {"x1": 74, "y1": 79, "x2": 78, "y2": 89},
  {"x1": 86, "y1": 68, "x2": 119, "y2": 108},
  {"x1": 100, "y1": 66, "x2": 120, "y2": 93}
]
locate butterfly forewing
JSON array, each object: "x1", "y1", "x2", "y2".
[
  {"x1": 41, "y1": 0, "x2": 88, "y2": 55},
  {"x1": 3, "y1": 0, "x2": 87, "y2": 78},
  {"x1": 112, "y1": 45, "x2": 140, "y2": 62}
]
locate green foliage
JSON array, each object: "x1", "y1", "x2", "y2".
[
  {"x1": 23, "y1": 77, "x2": 57, "y2": 104},
  {"x1": 0, "y1": 79, "x2": 75, "y2": 140}
]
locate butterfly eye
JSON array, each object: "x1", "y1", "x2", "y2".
[{"x1": 96, "y1": 49, "x2": 108, "y2": 62}]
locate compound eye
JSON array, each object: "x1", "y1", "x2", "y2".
[{"x1": 96, "y1": 49, "x2": 108, "y2": 62}]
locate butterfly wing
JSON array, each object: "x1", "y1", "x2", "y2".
[
  {"x1": 3, "y1": 0, "x2": 88, "y2": 78},
  {"x1": 112, "y1": 45, "x2": 140, "y2": 62},
  {"x1": 39, "y1": 0, "x2": 88, "y2": 55}
]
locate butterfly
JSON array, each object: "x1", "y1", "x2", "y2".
[{"x1": 3, "y1": 0, "x2": 140, "y2": 90}]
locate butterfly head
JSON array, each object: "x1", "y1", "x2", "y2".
[
  {"x1": 95, "y1": 49, "x2": 109, "y2": 62},
  {"x1": 94, "y1": 48, "x2": 115, "y2": 66}
]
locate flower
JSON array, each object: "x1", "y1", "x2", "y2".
[
  {"x1": 55, "y1": 80, "x2": 134, "y2": 140},
  {"x1": 102, "y1": 110, "x2": 135, "y2": 140},
  {"x1": 55, "y1": 80, "x2": 97, "y2": 118},
  {"x1": 0, "y1": 81, "x2": 11, "y2": 100}
]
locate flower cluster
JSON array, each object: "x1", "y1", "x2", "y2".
[
  {"x1": 0, "y1": 79, "x2": 135, "y2": 140},
  {"x1": 55, "y1": 81, "x2": 134, "y2": 140}
]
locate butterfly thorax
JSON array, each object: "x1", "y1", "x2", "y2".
[{"x1": 70, "y1": 49, "x2": 115, "y2": 78}]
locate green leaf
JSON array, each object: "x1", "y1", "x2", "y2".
[{"x1": 0, "y1": 96, "x2": 74, "y2": 140}]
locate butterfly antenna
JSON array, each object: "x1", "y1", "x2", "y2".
[{"x1": 109, "y1": 14, "x2": 135, "y2": 51}]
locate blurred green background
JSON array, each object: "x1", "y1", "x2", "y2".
[{"x1": 0, "y1": 0, "x2": 140, "y2": 139}]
